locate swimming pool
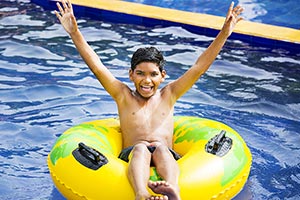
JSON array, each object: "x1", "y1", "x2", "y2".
[
  {"x1": 124, "y1": 0, "x2": 300, "y2": 29},
  {"x1": 0, "y1": 0, "x2": 300, "y2": 199}
]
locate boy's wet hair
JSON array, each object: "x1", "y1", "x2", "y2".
[{"x1": 131, "y1": 47, "x2": 165, "y2": 72}]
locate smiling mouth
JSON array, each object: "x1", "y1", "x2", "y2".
[{"x1": 140, "y1": 86, "x2": 153, "y2": 92}]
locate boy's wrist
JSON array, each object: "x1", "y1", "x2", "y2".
[
  {"x1": 69, "y1": 28, "x2": 80, "y2": 38},
  {"x1": 218, "y1": 29, "x2": 230, "y2": 40}
]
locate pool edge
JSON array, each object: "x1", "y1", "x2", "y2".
[
  {"x1": 34, "y1": 0, "x2": 300, "y2": 51},
  {"x1": 71, "y1": 0, "x2": 300, "y2": 43}
]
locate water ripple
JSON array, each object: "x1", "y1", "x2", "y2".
[{"x1": 0, "y1": 40, "x2": 64, "y2": 60}]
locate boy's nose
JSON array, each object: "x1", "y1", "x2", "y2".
[{"x1": 144, "y1": 76, "x2": 151, "y2": 83}]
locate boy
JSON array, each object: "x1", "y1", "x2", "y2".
[{"x1": 55, "y1": 1, "x2": 243, "y2": 199}]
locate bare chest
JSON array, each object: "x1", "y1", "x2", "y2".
[
  {"x1": 118, "y1": 96, "x2": 174, "y2": 145},
  {"x1": 123, "y1": 99, "x2": 171, "y2": 127}
]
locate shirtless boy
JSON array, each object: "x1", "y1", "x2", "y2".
[{"x1": 55, "y1": 1, "x2": 243, "y2": 199}]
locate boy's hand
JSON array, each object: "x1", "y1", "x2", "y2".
[
  {"x1": 54, "y1": 0, "x2": 78, "y2": 35},
  {"x1": 222, "y1": 2, "x2": 244, "y2": 37}
]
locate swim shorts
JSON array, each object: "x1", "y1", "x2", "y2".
[{"x1": 118, "y1": 145, "x2": 181, "y2": 163}]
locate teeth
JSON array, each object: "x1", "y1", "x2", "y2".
[{"x1": 141, "y1": 86, "x2": 152, "y2": 91}]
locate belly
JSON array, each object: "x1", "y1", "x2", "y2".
[{"x1": 122, "y1": 129, "x2": 173, "y2": 148}]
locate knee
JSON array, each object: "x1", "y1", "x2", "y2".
[
  {"x1": 131, "y1": 143, "x2": 150, "y2": 156},
  {"x1": 153, "y1": 145, "x2": 170, "y2": 156},
  {"x1": 152, "y1": 145, "x2": 177, "y2": 167}
]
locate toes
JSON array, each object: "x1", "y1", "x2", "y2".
[{"x1": 147, "y1": 195, "x2": 168, "y2": 200}]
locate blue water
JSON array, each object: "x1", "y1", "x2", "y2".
[
  {"x1": 125, "y1": 0, "x2": 300, "y2": 29},
  {"x1": 1, "y1": 0, "x2": 300, "y2": 200}
]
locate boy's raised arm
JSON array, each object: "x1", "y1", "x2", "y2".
[
  {"x1": 55, "y1": 0, "x2": 124, "y2": 100},
  {"x1": 168, "y1": 2, "x2": 244, "y2": 100}
]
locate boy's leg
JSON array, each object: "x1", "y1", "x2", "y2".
[
  {"x1": 127, "y1": 143, "x2": 152, "y2": 200},
  {"x1": 151, "y1": 145, "x2": 181, "y2": 200}
]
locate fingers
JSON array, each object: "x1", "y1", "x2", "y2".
[
  {"x1": 227, "y1": 1, "x2": 244, "y2": 17},
  {"x1": 55, "y1": 0, "x2": 73, "y2": 17},
  {"x1": 62, "y1": 0, "x2": 68, "y2": 10},
  {"x1": 54, "y1": 10, "x2": 61, "y2": 19},
  {"x1": 56, "y1": 1, "x2": 64, "y2": 15},
  {"x1": 233, "y1": 5, "x2": 244, "y2": 16},
  {"x1": 226, "y1": 1, "x2": 234, "y2": 18},
  {"x1": 236, "y1": 15, "x2": 244, "y2": 24},
  {"x1": 62, "y1": 0, "x2": 73, "y2": 12},
  {"x1": 234, "y1": 6, "x2": 244, "y2": 23},
  {"x1": 226, "y1": 2, "x2": 244, "y2": 25}
]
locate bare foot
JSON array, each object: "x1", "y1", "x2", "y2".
[
  {"x1": 136, "y1": 191, "x2": 167, "y2": 200},
  {"x1": 135, "y1": 191, "x2": 152, "y2": 200},
  {"x1": 146, "y1": 195, "x2": 168, "y2": 200},
  {"x1": 148, "y1": 181, "x2": 180, "y2": 200}
]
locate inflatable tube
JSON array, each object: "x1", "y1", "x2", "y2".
[{"x1": 48, "y1": 116, "x2": 252, "y2": 199}]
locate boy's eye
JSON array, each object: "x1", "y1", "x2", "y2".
[{"x1": 151, "y1": 72, "x2": 159, "y2": 77}]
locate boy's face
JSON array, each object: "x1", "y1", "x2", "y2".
[{"x1": 129, "y1": 62, "x2": 166, "y2": 99}]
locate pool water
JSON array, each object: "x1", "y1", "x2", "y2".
[
  {"x1": 125, "y1": 0, "x2": 300, "y2": 29},
  {"x1": 0, "y1": 0, "x2": 300, "y2": 199}
]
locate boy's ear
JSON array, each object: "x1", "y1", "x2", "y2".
[
  {"x1": 129, "y1": 69, "x2": 133, "y2": 81},
  {"x1": 161, "y1": 70, "x2": 167, "y2": 82}
]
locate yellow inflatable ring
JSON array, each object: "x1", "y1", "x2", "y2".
[{"x1": 48, "y1": 116, "x2": 252, "y2": 199}]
